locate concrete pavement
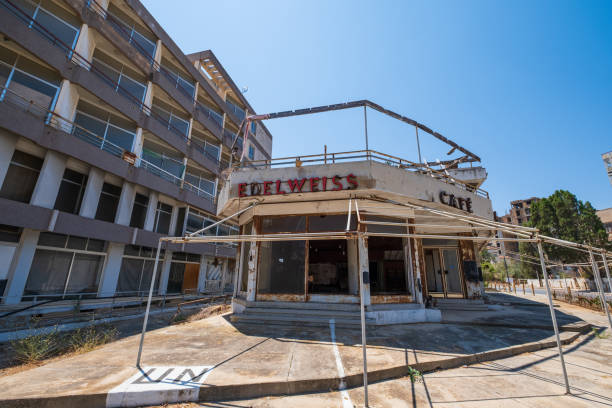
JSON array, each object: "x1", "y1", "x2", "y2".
[{"x1": 0, "y1": 296, "x2": 595, "y2": 408}]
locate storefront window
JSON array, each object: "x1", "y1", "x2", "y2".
[
  {"x1": 308, "y1": 240, "x2": 348, "y2": 294},
  {"x1": 261, "y1": 216, "x2": 305, "y2": 233},
  {"x1": 368, "y1": 237, "x2": 406, "y2": 295},
  {"x1": 257, "y1": 240, "x2": 305, "y2": 295}
]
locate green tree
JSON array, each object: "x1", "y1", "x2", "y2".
[{"x1": 519, "y1": 190, "x2": 609, "y2": 271}]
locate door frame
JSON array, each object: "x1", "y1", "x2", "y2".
[{"x1": 423, "y1": 244, "x2": 466, "y2": 299}]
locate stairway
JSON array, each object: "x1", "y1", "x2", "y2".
[{"x1": 231, "y1": 300, "x2": 375, "y2": 328}]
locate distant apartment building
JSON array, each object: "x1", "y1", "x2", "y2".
[
  {"x1": 597, "y1": 208, "x2": 612, "y2": 241},
  {"x1": 603, "y1": 151, "x2": 612, "y2": 186},
  {"x1": 493, "y1": 198, "x2": 540, "y2": 259},
  {"x1": 0, "y1": 0, "x2": 272, "y2": 304}
]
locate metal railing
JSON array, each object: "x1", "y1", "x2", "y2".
[
  {"x1": 226, "y1": 99, "x2": 246, "y2": 121},
  {"x1": 242, "y1": 150, "x2": 490, "y2": 198},
  {"x1": 0, "y1": 84, "x2": 213, "y2": 202},
  {"x1": 195, "y1": 101, "x2": 224, "y2": 130},
  {"x1": 2, "y1": 0, "x2": 224, "y2": 172}
]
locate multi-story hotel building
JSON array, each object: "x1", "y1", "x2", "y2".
[
  {"x1": 603, "y1": 150, "x2": 612, "y2": 186},
  {"x1": 0, "y1": 0, "x2": 272, "y2": 304}
]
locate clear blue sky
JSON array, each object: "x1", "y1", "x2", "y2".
[{"x1": 143, "y1": 0, "x2": 612, "y2": 216}]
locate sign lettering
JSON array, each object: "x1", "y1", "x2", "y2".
[
  {"x1": 439, "y1": 190, "x2": 473, "y2": 213},
  {"x1": 238, "y1": 174, "x2": 358, "y2": 198}
]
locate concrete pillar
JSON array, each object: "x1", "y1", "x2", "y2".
[
  {"x1": 412, "y1": 238, "x2": 424, "y2": 304},
  {"x1": 143, "y1": 191, "x2": 158, "y2": 231},
  {"x1": 114, "y1": 181, "x2": 136, "y2": 226},
  {"x1": 168, "y1": 205, "x2": 179, "y2": 236},
  {"x1": 197, "y1": 258, "x2": 207, "y2": 293},
  {"x1": 0, "y1": 131, "x2": 17, "y2": 188},
  {"x1": 153, "y1": 40, "x2": 162, "y2": 67},
  {"x1": 157, "y1": 250, "x2": 172, "y2": 295},
  {"x1": 52, "y1": 79, "x2": 79, "y2": 129},
  {"x1": 347, "y1": 238, "x2": 359, "y2": 295},
  {"x1": 404, "y1": 237, "x2": 416, "y2": 299},
  {"x1": 73, "y1": 24, "x2": 96, "y2": 66},
  {"x1": 30, "y1": 150, "x2": 66, "y2": 209},
  {"x1": 143, "y1": 82, "x2": 154, "y2": 110},
  {"x1": 245, "y1": 222, "x2": 258, "y2": 301},
  {"x1": 221, "y1": 259, "x2": 229, "y2": 292},
  {"x1": 234, "y1": 241, "x2": 244, "y2": 297},
  {"x1": 98, "y1": 242, "x2": 124, "y2": 297},
  {"x1": 79, "y1": 167, "x2": 105, "y2": 218},
  {"x1": 133, "y1": 128, "x2": 144, "y2": 159},
  {"x1": 357, "y1": 235, "x2": 371, "y2": 306},
  {"x1": 3, "y1": 229, "x2": 40, "y2": 304}
]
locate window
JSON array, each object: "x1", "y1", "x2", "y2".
[
  {"x1": 95, "y1": 183, "x2": 122, "y2": 222},
  {"x1": 184, "y1": 167, "x2": 216, "y2": 198},
  {"x1": 116, "y1": 245, "x2": 163, "y2": 296},
  {"x1": 91, "y1": 52, "x2": 147, "y2": 104},
  {"x1": 0, "y1": 150, "x2": 43, "y2": 203},
  {"x1": 151, "y1": 98, "x2": 190, "y2": 138},
  {"x1": 248, "y1": 144, "x2": 255, "y2": 160},
  {"x1": 23, "y1": 233, "x2": 107, "y2": 300},
  {"x1": 167, "y1": 252, "x2": 200, "y2": 294},
  {"x1": 141, "y1": 142, "x2": 185, "y2": 182},
  {"x1": 54, "y1": 169, "x2": 87, "y2": 214},
  {"x1": 153, "y1": 202, "x2": 173, "y2": 234},
  {"x1": 129, "y1": 193, "x2": 148, "y2": 228},
  {"x1": 369, "y1": 237, "x2": 407, "y2": 295},
  {"x1": 73, "y1": 101, "x2": 136, "y2": 156},
  {"x1": 106, "y1": 3, "x2": 157, "y2": 60},
  {"x1": 160, "y1": 58, "x2": 195, "y2": 99}
]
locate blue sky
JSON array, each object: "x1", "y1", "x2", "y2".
[{"x1": 143, "y1": 0, "x2": 612, "y2": 215}]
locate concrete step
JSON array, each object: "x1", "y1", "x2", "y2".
[
  {"x1": 232, "y1": 313, "x2": 372, "y2": 328},
  {"x1": 434, "y1": 304, "x2": 490, "y2": 311},
  {"x1": 240, "y1": 300, "x2": 360, "y2": 312},
  {"x1": 242, "y1": 307, "x2": 362, "y2": 319}
]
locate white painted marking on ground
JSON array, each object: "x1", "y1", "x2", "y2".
[
  {"x1": 106, "y1": 365, "x2": 213, "y2": 408},
  {"x1": 329, "y1": 319, "x2": 354, "y2": 408}
]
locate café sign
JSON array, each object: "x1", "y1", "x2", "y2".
[
  {"x1": 238, "y1": 174, "x2": 358, "y2": 197},
  {"x1": 439, "y1": 190, "x2": 473, "y2": 213}
]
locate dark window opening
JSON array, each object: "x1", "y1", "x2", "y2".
[
  {"x1": 368, "y1": 236, "x2": 407, "y2": 295},
  {"x1": 129, "y1": 193, "x2": 148, "y2": 228},
  {"x1": 54, "y1": 169, "x2": 87, "y2": 214},
  {"x1": 95, "y1": 183, "x2": 121, "y2": 222},
  {"x1": 257, "y1": 240, "x2": 305, "y2": 295},
  {"x1": 154, "y1": 202, "x2": 172, "y2": 234},
  {"x1": 308, "y1": 239, "x2": 348, "y2": 294},
  {"x1": 0, "y1": 150, "x2": 43, "y2": 203}
]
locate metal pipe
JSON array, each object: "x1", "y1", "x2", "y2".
[
  {"x1": 415, "y1": 126, "x2": 422, "y2": 164},
  {"x1": 358, "y1": 235, "x2": 369, "y2": 407},
  {"x1": 602, "y1": 251, "x2": 612, "y2": 294},
  {"x1": 346, "y1": 198, "x2": 353, "y2": 231},
  {"x1": 363, "y1": 106, "x2": 369, "y2": 156},
  {"x1": 136, "y1": 239, "x2": 162, "y2": 367},
  {"x1": 499, "y1": 230, "x2": 510, "y2": 284},
  {"x1": 589, "y1": 248, "x2": 612, "y2": 330},
  {"x1": 537, "y1": 240, "x2": 570, "y2": 394}
]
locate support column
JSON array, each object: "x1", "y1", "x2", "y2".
[
  {"x1": 3, "y1": 229, "x2": 40, "y2": 304},
  {"x1": 114, "y1": 181, "x2": 136, "y2": 226},
  {"x1": 357, "y1": 235, "x2": 371, "y2": 306},
  {"x1": 143, "y1": 191, "x2": 158, "y2": 231},
  {"x1": 133, "y1": 128, "x2": 144, "y2": 163},
  {"x1": 157, "y1": 250, "x2": 172, "y2": 295},
  {"x1": 221, "y1": 259, "x2": 229, "y2": 292},
  {"x1": 73, "y1": 24, "x2": 96, "y2": 66},
  {"x1": 98, "y1": 242, "x2": 124, "y2": 297},
  {"x1": 79, "y1": 167, "x2": 104, "y2": 218},
  {"x1": 0, "y1": 130, "x2": 17, "y2": 188},
  {"x1": 30, "y1": 150, "x2": 66, "y2": 209},
  {"x1": 52, "y1": 80, "x2": 79, "y2": 129},
  {"x1": 233, "y1": 241, "x2": 244, "y2": 297},
  {"x1": 197, "y1": 258, "x2": 208, "y2": 293},
  {"x1": 168, "y1": 205, "x2": 179, "y2": 236},
  {"x1": 246, "y1": 224, "x2": 258, "y2": 302}
]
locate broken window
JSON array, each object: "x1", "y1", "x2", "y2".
[
  {"x1": 368, "y1": 236, "x2": 407, "y2": 295},
  {"x1": 308, "y1": 239, "x2": 348, "y2": 294},
  {"x1": 257, "y1": 240, "x2": 305, "y2": 295},
  {"x1": 0, "y1": 150, "x2": 43, "y2": 203}
]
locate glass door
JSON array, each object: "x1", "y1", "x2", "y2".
[
  {"x1": 442, "y1": 249, "x2": 463, "y2": 298},
  {"x1": 424, "y1": 248, "x2": 444, "y2": 296}
]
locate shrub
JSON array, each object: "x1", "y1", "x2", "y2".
[
  {"x1": 11, "y1": 328, "x2": 60, "y2": 364},
  {"x1": 67, "y1": 324, "x2": 118, "y2": 353}
]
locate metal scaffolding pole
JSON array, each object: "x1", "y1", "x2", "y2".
[
  {"x1": 589, "y1": 248, "x2": 612, "y2": 331},
  {"x1": 537, "y1": 240, "x2": 570, "y2": 394},
  {"x1": 601, "y1": 251, "x2": 612, "y2": 294},
  {"x1": 136, "y1": 239, "x2": 163, "y2": 367}
]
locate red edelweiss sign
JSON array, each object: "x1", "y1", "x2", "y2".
[{"x1": 238, "y1": 174, "x2": 358, "y2": 197}]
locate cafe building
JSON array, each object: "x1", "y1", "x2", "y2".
[{"x1": 209, "y1": 150, "x2": 493, "y2": 325}]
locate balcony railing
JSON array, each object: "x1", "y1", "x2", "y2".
[
  {"x1": 195, "y1": 101, "x2": 223, "y2": 130},
  {"x1": 241, "y1": 149, "x2": 490, "y2": 198},
  {"x1": 0, "y1": 84, "x2": 213, "y2": 203},
  {"x1": 225, "y1": 99, "x2": 245, "y2": 121}
]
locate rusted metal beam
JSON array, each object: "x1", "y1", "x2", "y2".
[{"x1": 248, "y1": 99, "x2": 481, "y2": 162}]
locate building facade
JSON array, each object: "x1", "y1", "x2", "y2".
[
  {"x1": 214, "y1": 152, "x2": 493, "y2": 324},
  {"x1": 0, "y1": 0, "x2": 272, "y2": 304},
  {"x1": 597, "y1": 208, "x2": 612, "y2": 241}
]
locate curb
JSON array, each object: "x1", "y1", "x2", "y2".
[{"x1": 0, "y1": 325, "x2": 588, "y2": 408}]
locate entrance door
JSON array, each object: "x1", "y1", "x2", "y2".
[
  {"x1": 424, "y1": 248, "x2": 464, "y2": 298},
  {"x1": 182, "y1": 263, "x2": 199, "y2": 293}
]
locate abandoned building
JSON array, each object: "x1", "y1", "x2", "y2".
[{"x1": 0, "y1": 0, "x2": 272, "y2": 305}]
